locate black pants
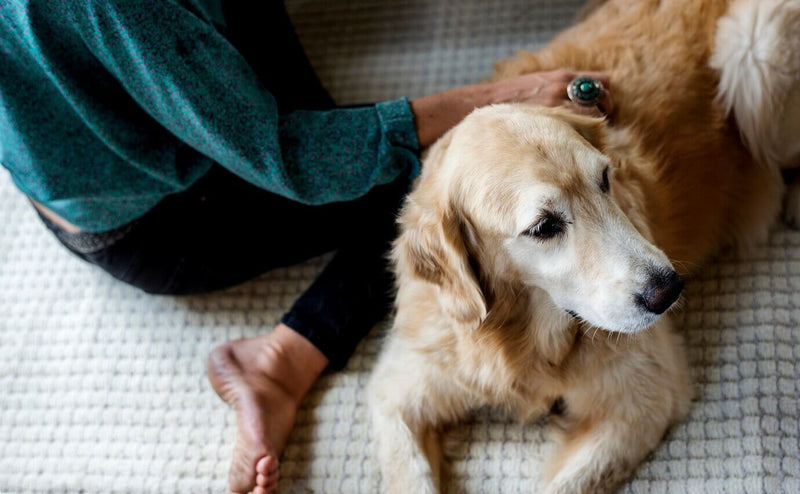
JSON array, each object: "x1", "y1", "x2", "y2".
[{"x1": 41, "y1": 1, "x2": 410, "y2": 371}]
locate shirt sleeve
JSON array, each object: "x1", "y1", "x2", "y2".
[{"x1": 65, "y1": 0, "x2": 420, "y2": 204}]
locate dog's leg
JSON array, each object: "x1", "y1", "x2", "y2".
[
  {"x1": 543, "y1": 415, "x2": 664, "y2": 494},
  {"x1": 544, "y1": 324, "x2": 691, "y2": 494},
  {"x1": 368, "y1": 339, "x2": 470, "y2": 494},
  {"x1": 370, "y1": 404, "x2": 442, "y2": 494}
]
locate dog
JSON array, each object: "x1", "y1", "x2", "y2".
[{"x1": 368, "y1": 1, "x2": 800, "y2": 493}]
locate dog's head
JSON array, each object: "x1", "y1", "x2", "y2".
[{"x1": 395, "y1": 104, "x2": 682, "y2": 333}]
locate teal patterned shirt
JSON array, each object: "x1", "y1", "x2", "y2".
[{"x1": 0, "y1": 0, "x2": 420, "y2": 232}]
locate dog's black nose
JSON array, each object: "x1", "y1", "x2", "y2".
[{"x1": 635, "y1": 269, "x2": 683, "y2": 315}]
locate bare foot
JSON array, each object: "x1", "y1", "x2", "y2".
[{"x1": 207, "y1": 324, "x2": 329, "y2": 493}]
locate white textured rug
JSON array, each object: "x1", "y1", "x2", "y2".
[{"x1": 1, "y1": 1, "x2": 798, "y2": 493}]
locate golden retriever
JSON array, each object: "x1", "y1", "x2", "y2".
[{"x1": 369, "y1": 0, "x2": 799, "y2": 493}]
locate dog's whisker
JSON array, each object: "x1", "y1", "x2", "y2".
[{"x1": 669, "y1": 257, "x2": 700, "y2": 273}]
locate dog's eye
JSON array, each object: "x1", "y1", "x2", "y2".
[
  {"x1": 523, "y1": 212, "x2": 567, "y2": 240},
  {"x1": 600, "y1": 166, "x2": 610, "y2": 193}
]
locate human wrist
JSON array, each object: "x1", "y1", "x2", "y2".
[
  {"x1": 410, "y1": 84, "x2": 490, "y2": 147},
  {"x1": 480, "y1": 78, "x2": 531, "y2": 106}
]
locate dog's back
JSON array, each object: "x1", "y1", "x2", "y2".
[{"x1": 494, "y1": 0, "x2": 793, "y2": 270}]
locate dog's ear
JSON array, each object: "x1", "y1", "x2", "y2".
[
  {"x1": 394, "y1": 132, "x2": 487, "y2": 330},
  {"x1": 550, "y1": 107, "x2": 608, "y2": 152},
  {"x1": 395, "y1": 206, "x2": 487, "y2": 330}
]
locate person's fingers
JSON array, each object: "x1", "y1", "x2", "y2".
[
  {"x1": 596, "y1": 88, "x2": 613, "y2": 116},
  {"x1": 576, "y1": 71, "x2": 611, "y2": 91},
  {"x1": 545, "y1": 69, "x2": 610, "y2": 89},
  {"x1": 497, "y1": 70, "x2": 613, "y2": 116},
  {"x1": 563, "y1": 101, "x2": 607, "y2": 118},
  {"x1": 575, "y1": 72, "x2": 613, "y2": 115},
  {"x1": 557, "y1": 71, "x2": 613, "y2": 117},
  {"x1": 546, "y1": 68, "x2": 579, "y2": 84}
]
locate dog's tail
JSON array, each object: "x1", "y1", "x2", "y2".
[{"x1": 711, "y1": 0, "x2": 800, "y2": 171}]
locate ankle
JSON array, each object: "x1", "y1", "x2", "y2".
[{"x1": 256, "y1": 324, "x2": 329, "y2": 402}]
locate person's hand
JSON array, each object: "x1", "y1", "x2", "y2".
[
  {"x1": 410, "y1": 69, "x2": 613, "y2": 147},
  {"x1": 486, "y1": 69, "x2": 613, "y2": 118}
]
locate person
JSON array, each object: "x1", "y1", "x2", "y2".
[{"x1": 0, "y1": 1, "x2": 612, "y2": 493}]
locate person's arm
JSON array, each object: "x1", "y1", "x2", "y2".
[
  {"x1": 63, "y1": 0, "x2": 611, "y2": 203},
  {"x1": 411, "y1": 70, "x2": 613, "y2": 147},
  {"x1": 62, "y1": 0, "x2": 417, "y2": 204}
]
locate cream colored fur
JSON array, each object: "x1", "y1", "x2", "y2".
[
  {"x1": 711, "y1": 0, "x2": 800, "y2": 226},
  {"x1": 369, "y1": 0, "x2": 796, "y2": 492},
  {"x1": 712, "y1": 0, "x2": 800, "y2": 171}
]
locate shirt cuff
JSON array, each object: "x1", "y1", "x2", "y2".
[{"x1": 375, "y1": 97, "x2": 421, "y2": 179}]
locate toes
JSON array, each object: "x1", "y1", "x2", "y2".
[
  {"x1": 266, "y1": 472, "x2": 279, "y2": 493},
  {"x1": 230, "y1": 451, "x2": 277, "y2": 492},
  {"x1": 254, "y1": 456, "x2": 279, "y2": 493},
  {"x1": 256, "y1": 456, "x2": 269, "y2": 474},
  {"x1": 256, "y1": 455, "x2": 279, "y2": 475},
  {"x1": 256, "y1": 472, "x2": 279, "y2": 486},
  {"x1": 254, "y1": 479, "x2": 278, "y2": 494}
]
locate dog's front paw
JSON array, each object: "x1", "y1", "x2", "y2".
[{"x1": 783, "y1": 180, "x2": 800, "y2": 230}]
